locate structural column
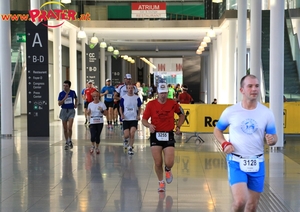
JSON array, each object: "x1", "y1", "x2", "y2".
[
  {"x1": 107, "y1": 55, "x2": 112, "y2": 80},
  {"x1": 216, "y1": 33, "x2": 223, "y2": 103},
  {"x1": 250, "y1": 0, "x2": 262, "y2": 81},
  {"x1": 228, "y1": 20, "x2": 236, "y2": 104},
  {"x1": 200, "y1": 56, "x2": 207, "y2": 103},
  {"x1": 69, "y1": 28, "x2": 77, "y2": 99},
  {"x1": 212, "y1": 39, "x2": 218, "y2": 101},
  {"x1": 0, "y1": 0, "x2": 13, "y2": 136},
  {"x1": 81, "y1": 37, "x2": 87, "y2": 87},
  {"x1": 53, "y1": 26, "x2": 62, "y2": 120},
  {"x1": 237, "y1": 0, "x2": 247, "y2": 102},
  {"x1": 208, "y1": 44, "x2": 214, "y2": 103},
  {"x1": 270, "y1": 0, "x2": 284, "y2": 147},
  {"x1": 100, "y1": 48, "x2": 105, "y2": 90}
]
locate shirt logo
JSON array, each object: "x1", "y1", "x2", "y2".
[{"x1": 241, "y1": 118, "x2": 258, "y2": 134}]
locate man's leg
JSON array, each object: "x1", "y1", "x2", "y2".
[
  {"x1": 163, "y1": 147, "x2": 175, "y2": 169},
  {"x1": 68, "y1": 118, "x2": 74, "y2": 141},
  {"x1": 108, "y1": 107, "x2": 113, "y2": 125},
  {"x1": 151, "y1": 146, "x2": 164, "y2": 181},
  {"x1": 230, "y1": 183, "x2": 248, "y2": 212},
  {"x1": 128, "y1": 126, "x2": 137, "y2": 155},
  {"x1": 245, "y1": 189, "x2": 261, "y2": 212},
  {"x1": 62, "y1": 120, "x2": 68, "y2": 139},
  {"x1": 163, "y1": 147, "x2": 175, "y2": 184},
  {"x1": 62, "y1": 120, "x2": 69, "y2": 150}
]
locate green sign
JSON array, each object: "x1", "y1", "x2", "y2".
[{"x1": 17, "y1": 33, "x2": 26, "y2": 42}]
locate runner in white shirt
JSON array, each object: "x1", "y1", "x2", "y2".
[
  {"x1": 214, "y1": 74, "x2": 277, "y2": 212},
  {"x1": 113, "y1": 73, "x2": 138, "y2": 128},
  {"x1": 119, "y1": 84, "x2": 142, "y2": 155},
  {"x1": 87, "y1": 91, "x2": 108, "y2": 154}
]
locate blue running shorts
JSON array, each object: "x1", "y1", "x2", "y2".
[{"x1": 226, "y1": 154, "x2": 265, "y2": 193}]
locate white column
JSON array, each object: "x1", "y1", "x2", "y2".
[
  {"x1": 53, "y1": 26, "x2": 62, "y2": 121},
  {"x1": 212, "y1": 39, "x2": 218, "y2": 100},
  {"x1": 217, "y1": 33, "x2": 223, "y2": 104},
  {"x1": 208, "y1": 43, "x2": 214, "y2": 103},
  {"x1": 100, "y1": 48, "x2": 105, "y2": 90},
  {"x1": 250, "y1": 0, "x2": 262, "y2": 82},
  {"x1": 80, "y1": 37, "x2": 86, "y2": 112},
  {"x1": 200, "y1": 57, "x2": 206, "y2": 103},
  {"x1": 228, "y1": 20, "x2": 236, "y2": 104},
  {"x1": 107, "y1": 55, "x2": 112, "y2": 80},
  {"x1": 237, "y1": 0, "x2": 247, "y2": 102},
  {"x1": 69, "y1": 28, "x2": 77, "y2": 98},
  {"x1": 0, "y1": 0, "x2": 13, "y2": 135},
  {"x1": 270, "y1": 0, "x2": 284, "y2": 148},
  {"x1": 221, "y1": 26, "x2": 229, "y2": 103},
  {"x1": 81, "y1": 37, "x2": 87, "y2": 87},
  {"x1": 30, "y1": 0, "x2": 39, "y2": 9}
]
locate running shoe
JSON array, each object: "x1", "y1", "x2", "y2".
[
  {"x1": 69, "y1": 141, "x2": 73, "y2": 149},
  {"x1": 158, "y1": 181, "x2": 165, "y2": 192},
  {"x1": 165, "y1": 170, "x2": 173, "y2": 184},
  {"x1": 123, "y1": 140, "x2": 129, "y2": 149},
  {"x1": 96, "y1": 148, "x2": 100, "y2": 154},
  {"x1": 64, "y1": 143, "x2": 69, "y2": 150},
  {"x1": 90, "y1": 146, "x2": 95, "y2": 153},
  {"x1": 128, "y1": 147, "x2": 134, "y2": 155},
  {"x1": 84, "y1": 119, "x2": 88, "y2": 125}
]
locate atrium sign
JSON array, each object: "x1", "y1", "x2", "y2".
[{"x1": 131, "y1": 2, "x2": 166, "y2": 19}]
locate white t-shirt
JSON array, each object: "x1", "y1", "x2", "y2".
[
  {"x1": 119, "y1": 94, "x2": 142, "y2": 121},
  {"x1": 216, "y1": 102, "x2": 276, "y2": 156},
  {"x1": 116, "y1": 84, "x2": 138, "y2": 98},
  {"x1": 87, "y1": 101, "x2": 107, "y2": 124}
]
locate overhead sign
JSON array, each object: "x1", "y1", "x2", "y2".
[
  {"x1": 26, "y1": 21, "x2": 49, "y2": 137},
  {"x1": 131, "y1": 2, "x2": 166, "y2": 18},
  {"x1": 86, "y1": 43, "x2": 100, "y2": 88}
]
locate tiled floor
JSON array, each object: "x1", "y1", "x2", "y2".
[{"x1": 1, "y1": 113, "x2": 300, "y2": 212}]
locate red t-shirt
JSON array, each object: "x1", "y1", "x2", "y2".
[
  {"x1": 143, "y1": 99, "x2": 182, "y2": 131},
  {"x1": 178, "y1": 92, "x2": 193, "y2": 104},
  {"x1": 84, "y1": 87, "x2": 97, "y2": 103}
]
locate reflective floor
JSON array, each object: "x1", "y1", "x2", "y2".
[{"x1": 1, "y1": 113, "x2": 300, "y2": 212}]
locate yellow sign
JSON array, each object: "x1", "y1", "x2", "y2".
[{"x1": 175, "y1": 102, "x2": 300, "y2": 134}]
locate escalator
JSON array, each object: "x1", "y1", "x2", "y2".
[{"x1": 261, "y1": 10, "x2": 300, "y2": 102}]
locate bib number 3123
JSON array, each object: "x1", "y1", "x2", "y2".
[
  {"x1": 156, "y1": 132, "x2": 169, "y2": 141},
  {"x1": 239, "y1": 158, "x2": 259, "y2": 172}
]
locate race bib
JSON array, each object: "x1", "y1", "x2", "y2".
[
  {"x1": 127, "y1": 107, "x2": 134, "y2": 111},
  {"x1": 239, "y1": 158, "x2": 259, "y2": 172},
  {"x1": 156, "y1": 132, "x2": 169, "y2": 141},
  {"x1": 90, "y1": 116, "x2": 102, "y2": 123},
  {"x1": 107, "y1": 94, "x2": 112, "y2": 98},
  {"x1": 64, "y1": 97, "x2": 72, "y2": 104}
]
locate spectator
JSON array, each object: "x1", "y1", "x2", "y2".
[
  {"x1": 167, "y1": 84, "x2": 175, "y2": 100},
  {"x1": 178, "y1": 85, "x2": 194, "y2": 104}
]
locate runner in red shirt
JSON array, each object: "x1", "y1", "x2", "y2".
[{"x1": 142, "y1": 82, "x2": 185, "y2": 193}]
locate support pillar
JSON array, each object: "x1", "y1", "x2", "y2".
[
  {"x1": 250, "y1": 0, "x2": 262, "y2": 82},
  {"x1": 237, "y1": 0, "x2": 247, "y2": 102},
  {"x1": 69, "y1": 28, "x2": 77, "y2": 98},
  {"x1": 53, "y1": 26, "x2": 62, "y2": 120},
  {"x1": 0, "y1": 0, "x2": 13, "y2": 136},
  {"x1": 270, "y1": 0, "x2": 284, "y2": 148},
  {"x1": 100, "y1": 48, "x2": 105, "y2": 90}
]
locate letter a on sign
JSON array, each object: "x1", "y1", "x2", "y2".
[{"x1": 32, "y1": 33, "x2": 42, "y2": 47}]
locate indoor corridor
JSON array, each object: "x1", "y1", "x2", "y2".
[{"x1": 0, "y1": 113, "x2": 299, "y2": 212}]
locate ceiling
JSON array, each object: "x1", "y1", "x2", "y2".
[{"x1": 65, "y1": 19, "x2": 222, "y2": 57}]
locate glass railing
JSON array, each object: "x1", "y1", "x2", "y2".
[{"x1": 11, "y1": 45, "x2": 23, "y2": 105}]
